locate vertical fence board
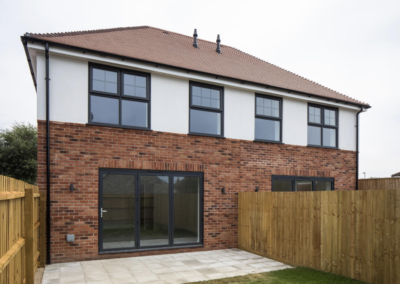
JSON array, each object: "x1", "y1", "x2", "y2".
[
  {"x1": 238, "y1": 189, "x2": 400, "y2": 284},
  {"x1": 0, "y1": 176, "x2": 41, "y2": 284}
]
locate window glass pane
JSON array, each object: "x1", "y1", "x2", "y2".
[
  {"x1": 135, "y1": 76, "x2": 146, "y2": 87},
  {"x1": 272, "y1": 180, "x2": 292, "y2": 192},
  {"x1": 323, "y1": 128, "x2": 336, "y2": 147},
  {"x1": 173, "y1": 176, "x2": 200, "y2": 244},
  {"x1": 309, "y1": 107, "x2": 321, "y2": 124},
  {"x1": 255, "y1": 118, "x2": 280, "y2": 141},
  {"x1": 324, "y1": 109, "x2": 336, "y2": 126},
  {"x1": 90, "y1": 95, "x2": 119, "y2": 125},
  {"x1": 295, "y1": 181, "x2": 312, "y2": 191},
  {"x1": 123, "y1": 74, "x2": 147, "y2": 98},
  {"x1": 308, "y1": 126, "x2": 321, "y2": 145},
  {"x1": 192, "y1": 86, "x2": 220, "y2": 109},
  {"x1": 256, "y1": 97, "x2": 280, "y2": 117},
  {"x1": 102, "y1": 174, "x2": 136, "y2": 250},
  {"x1": 190, "y1": 109, "x2": 221, "y2": 135},
  {"x1": 315, "y1": 181, "x2": 332, "y2": 191},
  {"x1": 92, "y1": 68, "x2": 118, "y2": 94},
  {"x1": 201, "y1": 88, "x2": 211, "y2": 98},
  {"x1": 139, "y1": 175, "x2": 169, "y2": 247},
  {"x1": 121, "y1": 100, "x2": 148, "y2": 128}
]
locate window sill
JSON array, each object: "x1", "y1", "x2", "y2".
[
  {"x1": 188, "y1": 132, "x2": 225, "y2": 139},
  {"x1": 86, "y1": 123, "x2": 152, "y2": 131},
  {"x1": 254, "y1": 139, "x2": 283, "y2": 144},
  {"x1": 99, "y1": 244, "x2": 204, "y2": 255},
  {"x1": 307, "y1": 144, "x2": 339, "y2": 150}
]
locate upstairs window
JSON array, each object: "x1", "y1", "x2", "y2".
[
  {"x1": 89, "y1": 64, "x2": 150, "y2": 129},
  {"x1": 189, "y1": 82, "x2": 223, "y2": 137},
  {"x1": 272, "y1": 175, "x2": 334, "y2": 192},
  {"x1": 308, "y1": 104, "x2": 338, "y2": 148},
  {"x1": 255, "y1": 95, "x2": 282, "y2": 142}
]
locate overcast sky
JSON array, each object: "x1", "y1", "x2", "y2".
[{"x1": 0, "y1": 0, "x2": 399, "y2": 178}]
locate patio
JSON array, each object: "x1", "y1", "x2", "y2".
[{"x1": 41, "y1": 249, "x2": 291, "y2": 284}]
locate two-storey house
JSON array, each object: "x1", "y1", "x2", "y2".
[{"x1": 21, "y1": 26, "x2": 370, "y2": 263}]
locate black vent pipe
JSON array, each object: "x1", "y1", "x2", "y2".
[
  {"x1": 355, "y1": 106, "x2": 363, "y2": 191},
  {"x1": 45, "y1": 43, "x2": 51, "y2": 264},
  {"x1": 216, "y1": 35, "x2": 221, "y2": 53},
  {"x1": 193, "y1": 29, "x2": 198, "y2": 48}
]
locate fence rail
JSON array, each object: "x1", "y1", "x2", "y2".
[
  {"x1": 0, "y1": 175, "x2": 46, "y2": 284},
  {"x1": 359, "y1": 177, "x2": 400, "y2": 190},
  {"x1": 238, "y1": 190, "x2": 400, "y2": 284}
]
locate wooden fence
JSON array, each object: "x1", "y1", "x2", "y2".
[
  {"x1": 0, "y1": 175, "x2": 46, "y2": 284},
  {"x1": 359, "y1": 178, "x2": 400, "y2": 190},
  {"x1": 238, "y1": 190, "x2": 400, "y2": 284}
]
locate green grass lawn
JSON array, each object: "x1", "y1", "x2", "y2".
[{"x1": 192, "y1": 267, "x2": 365, "y2": 284}]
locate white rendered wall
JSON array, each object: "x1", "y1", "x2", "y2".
[
  {"x1": 339, "y1": 108, "x2": 357, "y2": 151},
  {"x1": 224, "y1": 87, "x2": 254, "y2": 141},
  {"x1": 34, "y1": 50, "x2": 357, "y2": 150},
  {"x1": 282, "y1": 98, "x2": 308, "y2": 146},
  {"x1": 151, "y1": 73, "x2": 188, "y2": 134},
  {"x1": 36, "y1": 52, "x2": 88, "y2": 123}
]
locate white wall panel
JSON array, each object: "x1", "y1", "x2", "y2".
[
  {"x1": 282, "y1": 98, "x2": 308, "y2": 146},
  {"x1": 339, "y1": 108, "x2": 357, "y2": 151},
  {"x1": 151, "y1": 74, "x2": 188, "y2": 134},
  {"x1": 224, "y1": 87, "x2": 254, "y2": 140},
  {"x1": 37, "y1": 52, "x2": 88, "y2": 124}
]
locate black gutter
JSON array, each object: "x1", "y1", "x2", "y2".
[
  {"x1": 21, "y1": 39, "x2": 37, "y2": 90},
  {"x1": 355, "y1": 106, "x2": 364, "y2": 190},
  {"x1": 21, "y1": 35, "x2": 371, "y2": 110},
  {"x1": 45, "y1": 43, "x2": 51, "y2": 264}
]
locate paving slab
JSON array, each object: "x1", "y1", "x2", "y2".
[{"x1": 41, "y1": 249, "x2": 292, "y2": 284}]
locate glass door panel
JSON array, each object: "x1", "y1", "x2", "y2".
[
  {"x1": 139, "y1": 175, "x2": 169, "y2": 247},
  {"x1": 101, "y1": 173, "x2": 135, "y2": 250},
  {"x1": 173, "y1": 176, "x2": 200, "y2": 244}
]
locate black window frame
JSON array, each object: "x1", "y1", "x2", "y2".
[
  {"x1": 98, "y1": 168, "x2": 204, "y2": 254},
  {"x1": 272, "y1": 175, "x2": 334, "y2": 191},
  {"x1": 88, "y1": 63, "x2": 151, "y2": 130},
  {"x1": 254, "y1": 94, "x2": 283, "y2": 143},
  {"x1": 307, "y1": 103, "x2": 338, "y2": 149},
  {"x1": 189, "y1": 81, "x2": 224, "y2": 138}
]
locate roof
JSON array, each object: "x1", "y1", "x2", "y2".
[
  {"x1": 392, "y1": 172, "x2": 400, "y2": 177},
  {"x1": 24, "y1": 26, "x2": 369, "y2": 107}
]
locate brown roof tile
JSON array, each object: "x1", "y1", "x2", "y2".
[{"x1": 26, "y1": 26, "x2": 369, "y2": 107}]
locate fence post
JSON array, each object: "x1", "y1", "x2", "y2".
[
  {"x1": 39, "y1": 192, "x2": 46, "y2": 268},
  {"x1": 24, "y1": 185, "x2": 35, "y2": 284}
]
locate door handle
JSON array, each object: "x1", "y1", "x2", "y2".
[{"x1": 101, "y1": 208, "x2": 107, "y2": 218}]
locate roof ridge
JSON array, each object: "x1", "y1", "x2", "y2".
[{"x1": 26, "y1": 25, "x2": 152, "y2": 38}]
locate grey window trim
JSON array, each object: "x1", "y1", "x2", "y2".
[
  {"x1": 307, "y1": 103, "x2": 338, "y2": 149},
  {"x1": 272, "y1": 175, "x2": 334, "y2": 191},
  {"x1": 188, "y1": 81, "x2": 224, "y2": 138},
  {"x1": 254, "y1": 94, "x2": 283, "y2": 143},
  {"x1": 88, "y1": 63, "x2": 151, "y2": 130}
]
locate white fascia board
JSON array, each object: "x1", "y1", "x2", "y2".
[{"x1": 28, "y1": 42, "x2": 363, "y2": 111}]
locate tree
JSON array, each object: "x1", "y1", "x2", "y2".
[{"x1": 0, "y1": 122, "x2": 37, "y2": 184}]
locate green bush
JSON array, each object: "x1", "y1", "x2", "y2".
[{"x1": 0, "y1": 122, "x2": 37, "y2": 184}]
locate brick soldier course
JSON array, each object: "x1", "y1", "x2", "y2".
[{"x1": 37, "y1": 120, "x2": 356, "y2": 263}]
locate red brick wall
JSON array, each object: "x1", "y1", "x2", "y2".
[{"x1": 37, "y1": 120, "x2": 356, "y2": 263}]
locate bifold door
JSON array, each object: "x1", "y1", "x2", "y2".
[{"x1": 99, "y1": 169, "x2": 203, "y2": 252}]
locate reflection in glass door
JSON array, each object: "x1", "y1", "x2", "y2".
[
  {"x1": 101, "y1": 173, "x2": 135, "y2": 250},
  {"x1": 173, "y1": 176, "x2": 200, "y2": 244},
  {"x1": 139, "y1": 175, "x2": 169, "y2": 247}
]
